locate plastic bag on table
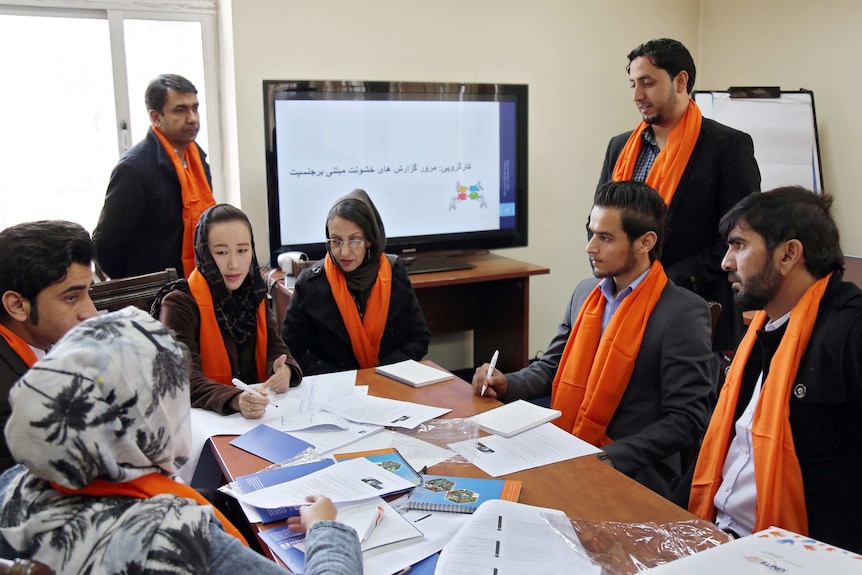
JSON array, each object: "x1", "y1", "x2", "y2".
[
  {"x1": 540, "y1": 513, "x2": 732, "y2": 575},
  {"x1": 396, "y1": 417, "x2": 479, "y2": 466}
]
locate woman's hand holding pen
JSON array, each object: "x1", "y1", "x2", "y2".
[
  {"x1": 262, "y1": 354, "x2": 292, "y2": 393},
  {"x1": 229, "y1": 387, "x2": 270, "y2": 419},
  {"x1": 472, "y1": 364, "x2": 507, "y2": 398}
]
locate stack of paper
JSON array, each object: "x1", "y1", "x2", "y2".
[{"x1": 374, "y1": 360, "x2": 454, "y2": 387}]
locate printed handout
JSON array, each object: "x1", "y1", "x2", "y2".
[{"x1": 447, "y1": 422, "x2": 600, "y2": 476}]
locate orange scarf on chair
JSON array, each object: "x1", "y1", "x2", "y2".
[
  {"x1": 325, "y1": 253, "x2": 392, "y2": 368},
  {"x1": 0, "y1": 323, "x2": 37, "y2": 368},
  {"x1": 611, "y1": 99, "x2": 703, "y2": 207},
  {"x1": 551, "y1": 261, "x2": 667, "y2": 445},
  {"x1": 51, "y1": 473, "x2": 248, "y2": 546},
  {"x1": 152, "y1": 127, "x2": 215, "y2": 278},
  {"x1": 689, "y1": 273, "x2": 832, "y2": 535},
  {"x1": 188, "y1": 270, "x2": 267, "y2": 385}
]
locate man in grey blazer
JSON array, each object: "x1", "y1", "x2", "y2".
[{"x1": 473, "y1": 181, "x2": 714, "y2": 499}]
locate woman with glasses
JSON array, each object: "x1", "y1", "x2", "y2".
[
  {"x1": 282, "y1": 189, "x2": 430, "y2": 375},
  {"x1": 152, "y1": 204, "x2": 302, "y2": 418}
]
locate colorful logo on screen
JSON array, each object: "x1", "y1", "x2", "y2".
[{"x1": 450, "y1": 181, "x2": 487, "y2": 210}]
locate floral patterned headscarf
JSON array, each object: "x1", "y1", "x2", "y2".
[{"x1": 0, "y1": 307, "x2": 217, "y2": 574}]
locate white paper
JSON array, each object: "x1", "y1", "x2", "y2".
[
  {"x1": 335, "y1": 497, "x2": 424, "y2": 551},
  {"x1": 363, "y1": 508, "x2": 471, "y2": 575},
  {"x1": 321, "y1": 428, "x2": 456, "y2": 471},
  {"x1": 325, "y1": 393, "x2": 451, "y2": 429},
  {"x1": 238, "y1": 457, "x2": 417, "y2": 508},
  {"x1": 434, "y1": 499, "x2": 600, "y2": 575},
  {"x1": 643, "y1": 526, "x2": 862, "y2": 574},
  {"x1": 447, "y1": 422, "x2": 600, "y2": 477},
  {"x1": 179, "y1": 372, "x2": 363, "y2": 483},
  {"x1": 289, "y1": 420, "x2": 383, "y2": 453}
]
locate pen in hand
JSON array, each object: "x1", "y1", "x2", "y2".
[
  {"x1": 480, "y1": 349, "x2": 499, "y2": 397},
  {"x1": 231, "y1": 377, "x2": 278, "y2": 408}
]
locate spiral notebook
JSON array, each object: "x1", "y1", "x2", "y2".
[
  {"x1": 406, "y1": 474, "x2": 522, "y2": 513},
  {"x1": 469, "y1": 400, "x2": 562, "y2": 438}
]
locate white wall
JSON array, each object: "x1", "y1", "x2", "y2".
[
  {"x1": 697, "y1": 0, "x2": 862, "y2": 256},
  {"x1": 227, "y1": 0, "x2": 862, "y2": 360}
]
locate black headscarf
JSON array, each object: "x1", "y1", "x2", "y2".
[
  {"x1": 194, "y1": 204, "x2": 268, "y2": 344},
  {"x1": 326, "y1": 189, "x2": 388, "y2": 294}
]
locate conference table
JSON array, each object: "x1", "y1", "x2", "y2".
[{"x1": 208, "y1": 365, "x2": 697, "y2": 545}]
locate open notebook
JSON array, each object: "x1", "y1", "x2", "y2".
[{"x1": 470, "y1": 399, "x2": 562, "y2": 438}]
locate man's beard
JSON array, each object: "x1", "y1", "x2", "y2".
[{"x1": 731, "y1": 262, "x2": 782, "y2": 311}]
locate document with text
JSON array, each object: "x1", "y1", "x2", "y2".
[
  {"x1": 238, "y1": 457, "x2": 417, "y2": 509},
  {"x1": 435, "y1": 499, "x2": 600, "y2": 575},
  {"x1": 447, "y1": 422, "x2": 600, "y2": 476},
  {"x1": 325, "y1": 393, "x2": 451, "y2": 429}
]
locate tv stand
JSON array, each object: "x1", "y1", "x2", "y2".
[{"x1": 403, "y1": 254, "x2": 475, "y2": 275}]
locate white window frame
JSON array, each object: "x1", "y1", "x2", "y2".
[{"x1": 0, "y1": 0, "x2": 225, "y2": 199}]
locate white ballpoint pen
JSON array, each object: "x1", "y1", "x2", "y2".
[{"x1": 480, "y1": 349, "x2": 499, "y2": 397}]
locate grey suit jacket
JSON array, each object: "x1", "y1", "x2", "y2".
[
  {"x1": 504, "y1": 276, "x2": 714, "y2": 498},
  {"x1": 0, "y1": 336, "x2": 29, "y2": 473}
]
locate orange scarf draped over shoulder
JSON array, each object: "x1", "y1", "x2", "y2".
[
  {"x1": 612, "y1": 99, "x2": 703, "y2": 207},
  {"x1": 551, "y1": 261, "x2": 667, "y2": 445},
  {"x1": 325, "y1": 253, "x2": 392, "y2": 368},
  {"x1": 0, "y1": 323, "x2": 37, "y2": 368},
  {"x1": 152, "y1": 127, "x2": 215, "y2": 278},
  {"x1": 51, "y1": 473, "x2": 248, "y2": 546},
  {"x1": 188, "y1": 270, "x2": 267, "y2": 385},
  {"x1": 689, "y1": 273, "x2": 832, "y2": 535}
]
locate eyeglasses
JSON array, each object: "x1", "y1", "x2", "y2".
[{"x1": 327, "y1": 238, "x2": 367, "y2": 250}]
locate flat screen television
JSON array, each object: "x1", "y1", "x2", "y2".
[{"x1": 263, "y1": 80, "x2": 528, "y2": 273}]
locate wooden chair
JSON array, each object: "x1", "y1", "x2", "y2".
[
  {"x1": 0, "y1": 558, "x2": 54, "y2": 574},
  {"x1": 89, "y1": 268, "x2": 179, "y2": 313},
  {"x1": 707, "y1": 301, "x2": 722, "y2": 342}
]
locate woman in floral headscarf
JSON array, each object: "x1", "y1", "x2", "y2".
[
  {"x1": 154, "y1": 203, "x2": 302, "y2": 418},
  {"x1": 0, "y1": 307, "x2": 361, "y2": 574}
]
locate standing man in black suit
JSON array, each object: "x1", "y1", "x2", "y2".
[
  {"x1": 597, "y1": 38, "x2": 761, "y2": 374},
  {"x1": 94, "y1": 74, "x2": 215, "y2": 280}
]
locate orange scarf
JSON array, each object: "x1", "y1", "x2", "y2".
[
  {"x1": 152, "y1": 127, "x2": 215, "y2": 278},
  {"x1": 188, "y1": 270, "x2": 267, "y2": 385},
  {"x1": 325, "y1": 253, "x2": 392, "y2": 368},
  {"x1": 551, "y1": 261, "x2": 667, "y2": 445},
  {"x1": 51, "y1": 473, "x2": 248, "y2": 546},
  {"x1": 0, "y1": 322, "x2": 37, "y2": 368},
  {"x1": 611, "y1": 99, "x2": 703, "y2": 207},
  {"x1": 689, "y1": 273, "x2": 832, "y2": 535}
]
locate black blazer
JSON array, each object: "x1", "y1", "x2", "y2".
[
  {"x1": 598, "y1": 118, "x2": 761, "y2": 351},
  {"x1": 93, "y1": 128, "x2": 212, "y2": 279},
  {"x1": 281, "y1": 257, "x2": 431, "y2": 375}
]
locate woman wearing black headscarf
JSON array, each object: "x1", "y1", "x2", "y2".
[
  {"x1": 282, "y1": 189, "x2": 430, "y2": 375},
  {"x1": 153, "y1": 204, "x2": 301, "y2": 417}
]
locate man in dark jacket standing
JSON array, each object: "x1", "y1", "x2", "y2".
[
  {"x1": 94, "y1": 74, "x2": 215, "y2": 279},
  {"x1": 598, "y1": 38, "x2": 760, "y2": 370}
]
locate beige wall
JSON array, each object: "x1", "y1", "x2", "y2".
[
  {"x1": 226, "y1": 0, "x2": 860, "y2": 369},
  {"x1": 698, "y1": 0, "x2": 862, "y2": 256}
]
